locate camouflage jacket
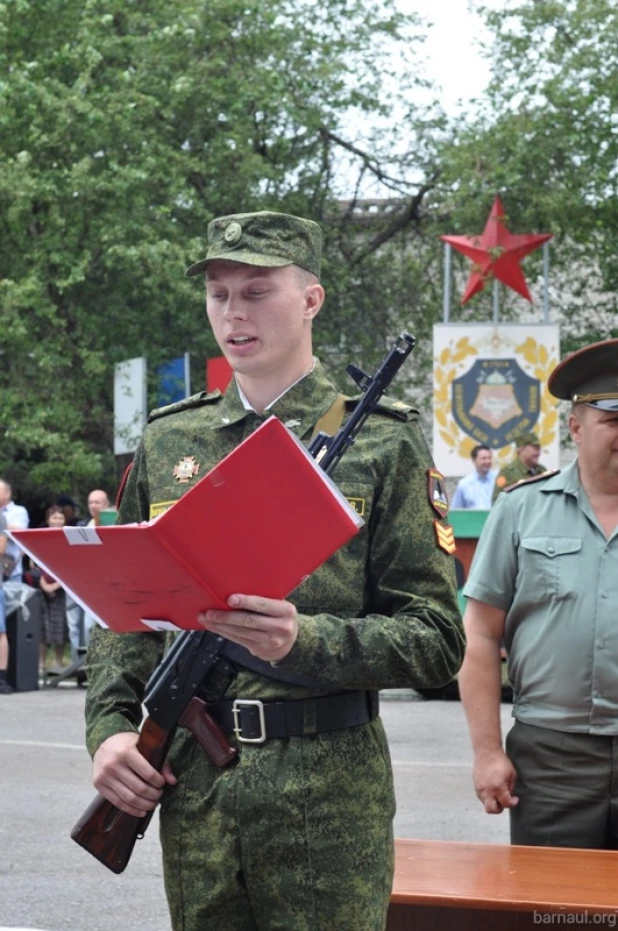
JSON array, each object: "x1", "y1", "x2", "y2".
[
  {"x1": 85, "y1": 362, "x2": 464, "y2": 756},
  {"x1": 492, "y1": 457, "x2": 547, "y2": 503}
]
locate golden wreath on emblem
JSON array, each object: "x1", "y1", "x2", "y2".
[{"x1": 433, "y1": 336, "x2": 558, "y2": 466}]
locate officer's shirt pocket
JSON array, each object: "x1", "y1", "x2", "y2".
[{"x1": 519, "y1": 536, "x2": 582, "y2": 601}]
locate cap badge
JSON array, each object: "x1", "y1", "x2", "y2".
[
  {"x1": 224, "y1": 221, "x2": 242, "y2": 245},
  {"x1": 173, "y1": 456, "x2": 200, "y2": 484}
]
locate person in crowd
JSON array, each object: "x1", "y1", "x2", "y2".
[
  {"x1": 0, "y1": 478, "x2": 30, "y2": 582},
  {"x1": 79, "y1": 489, "x2": 110, "y2": 527},
  {"x1": 0, "y1": 510, "x2": 11, "y2": 694},
  {"x1": 54, "y1": 493, "x2": 86, "y2": 660},
  {"x1": 492, "y1": 431, "x2": 546, "y2": 503},
  {"x1": 84, "y1": 210, "x2": 465, "y2": 931},
  {"x1": 459, "y1": 338, "x2": 618, "y2": 848},
  {"x1": 56, "y1": 493, "x2": 80, "y2": 526},
  {"x1": 64, "y1": 591, "x2": 83, "y2": 666},
  {"x1": 38, "y1": 505, "x2": 69, "y2": 674},
  {"x1": 78, "y1": 489, "x2": 111, "y2": 647},
  {"x1": 451, "y1": 444, "x2": 498, "y2": 509},
  {"x1": 0, "y1": 479, "x2": 30, "y2": 694}
]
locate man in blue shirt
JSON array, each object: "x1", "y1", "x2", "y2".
[
  {"x1": 0, "y1": 480, "x2": 29, "y2": 694},
  {"x1": 0, "y1": 479, "x2": 29, "y2": 582},
  {"x1": 451, "y1": 445, "x2": 497, "y2": 509}
]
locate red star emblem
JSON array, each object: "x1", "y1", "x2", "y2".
[{"x1": 440, "y1": 196, "x2": 552, "y2": 304}]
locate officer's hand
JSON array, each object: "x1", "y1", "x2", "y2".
[
  {"x1": 473, "y1": 748, "x2": 519, "y2": 814},
  {"x1": 198, "y1": 594, "x2": 298, "y2": 662},
  {"x1": 93, "y1": 732, "x2": 177, "y2": 818}
]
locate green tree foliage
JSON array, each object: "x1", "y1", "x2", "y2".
[
  {"x1": 433, "y1": 0, "x2": 618, "y2": 345},
  {"x1": 0, "y1": 0, "x2": 443, "y2": 507}
]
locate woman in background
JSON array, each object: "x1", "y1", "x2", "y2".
[{"x1": 39, "y1": 505, "x2": 68, "y2": 675}]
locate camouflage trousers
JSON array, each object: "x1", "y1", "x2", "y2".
[{"x1": 160, "y1": 718, "x2": 396, "y2": 931}]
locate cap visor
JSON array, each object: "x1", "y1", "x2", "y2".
[
  {"x1": 587, "y1": 399, "x2": 618, "y2": 411},
  {"x1": 185, "y1": 252, "x2": 291, "y2": 278}
]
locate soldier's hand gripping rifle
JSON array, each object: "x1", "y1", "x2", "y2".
[{"x1": 71, "y1": 332, "x2": 416, "y2": 874}]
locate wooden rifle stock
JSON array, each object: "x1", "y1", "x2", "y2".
[
  {"x1": 179, "y1": 696, "x2": 237, "y2": 767},
  {"x1": 71, "y1": 718, "x2": 170, "y2": 874}
]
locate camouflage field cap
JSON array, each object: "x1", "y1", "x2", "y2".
[
  {"x1": 548, "y1": 338, "x2": 618, "y2": 412},
  {"x1": 185, "y1": 211, "x2": 322, "y2": 278},
  {"x1": 514, "y1": 431, "x2": 541, "y2": 447}
]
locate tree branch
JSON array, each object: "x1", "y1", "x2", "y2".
[
  {"x1": 320, "y1": 127, "x2": 422, "y2": 195},
  {"x1": 348, "y1": 175, "x2": 440, "y2": 265}
]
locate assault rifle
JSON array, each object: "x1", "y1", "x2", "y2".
[{"x1": 71, "y1": 332, "x2": 416, "y2": 873}]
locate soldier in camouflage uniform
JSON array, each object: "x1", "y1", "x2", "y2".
[
  {"x1": 492, "y1": 431, "x2": 547, "y2": 503},
  {"x1": 85, "y1": 211, "x2": 465, "y2": 931}
]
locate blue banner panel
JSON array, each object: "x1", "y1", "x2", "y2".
[{"x1": 157, "y1": 356, "x2": 189, "y2": 407}]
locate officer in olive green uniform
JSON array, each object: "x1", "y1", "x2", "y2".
[
  {"x1": 459, "y1": 338, "x2": 618, "y2": 848},
  {"x1": 491, "y1": 431, "x2": 547, "y2": 503},
  {"x1": 85, "y1": 212, "x2": 464, "y2": 931}
]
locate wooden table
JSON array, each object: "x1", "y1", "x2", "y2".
[{"x1": 387, "y1": 839, "x2": 618, "y2": 930}]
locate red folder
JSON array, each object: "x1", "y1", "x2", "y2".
[{"x1": 11, "y1": 417, "x2": 363, "y2": 633}]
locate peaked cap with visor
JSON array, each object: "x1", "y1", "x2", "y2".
[{"x1": 548, "y1": 338, "x2": 618, "y2": 412}]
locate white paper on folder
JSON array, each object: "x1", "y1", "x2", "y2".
[{"x1": 63, "y1": 527, "x2": 102, "y2": 545}]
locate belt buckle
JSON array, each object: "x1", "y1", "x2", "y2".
[{"x1": 232, "y1": 699, "x2": 266, "y2": 744}]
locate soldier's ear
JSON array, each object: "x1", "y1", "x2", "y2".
[
  {"x1": 303, "y1": 283, "x2": 325, "y2": 321},
  {"x1": 568, "y1": 410, "x2": 583, "y2": 445}
]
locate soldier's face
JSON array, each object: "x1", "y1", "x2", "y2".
[
  {"x1": 205, "y1": 261, "x2": 323, "y2": 383},
  {"x1": 570, "y1": 405, "x2": 618, "y2": 477},
  {"x1": 519, "y1": 444, "x2": 541, "y2": 468}
]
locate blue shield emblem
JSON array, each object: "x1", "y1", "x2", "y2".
[{"x1": 451, "y1": 358, "x2": 541, "y2": 448}]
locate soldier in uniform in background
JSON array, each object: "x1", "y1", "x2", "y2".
[
  {"x1": 460, "y1": 338, "x2": 618, "y2": 848},
  {"x1": 492, "y1": 431, "x2": 547, "y2": 503},
  {"x1": 84, "y1": 211, "x2": 465, "y2": 931}
]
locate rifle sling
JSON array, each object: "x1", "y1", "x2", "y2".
[
  {"x1": 220, "y1": 640, "x2": 335, "y2": 689},
  {"x1": 311, "y1": 394, "x2": 348, "y2": 439}
]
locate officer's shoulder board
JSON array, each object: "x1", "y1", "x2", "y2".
[
  {"x1": 345, "y1": 395, "x2": 417, "y2": 422},
  {"x1": 148, "y1": 390, "x2": 223, "y2": 424},
  {"x1": 504, "y1": 469, "x2": 561, "y2": 493}
]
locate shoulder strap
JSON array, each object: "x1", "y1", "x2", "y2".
[
  {"x1": 344, "y1": 394, "x2": 416, "y2": 422},
  {"x1": 504, "y1": 469, "x2": 561, "y2": 492},
  {"x1": 148, "y1": 390, "x2": 222, "y2": 424},
  {"x1": 311, "y1": 394, "x2": 348, "y2": 439}
]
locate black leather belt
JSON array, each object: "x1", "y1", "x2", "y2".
[{"x1": 207, "y1": 690, "x2": 379, "y2": 744}]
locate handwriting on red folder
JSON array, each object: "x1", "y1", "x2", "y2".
[{"x1": 11, "y1": 417, "x2": 363, "y2": 633}]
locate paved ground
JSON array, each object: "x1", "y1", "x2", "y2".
[{"x1": 0, "y1": 686, "x2": 514, "y2": 931}]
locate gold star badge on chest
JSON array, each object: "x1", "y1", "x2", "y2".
[{"x1": 173, "y1": 456, "x2": 200, "y2": 484}]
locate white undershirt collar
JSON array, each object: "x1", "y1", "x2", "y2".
[{"x1": 236, "y1": 358, "x2": 317, "y2": 412}]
